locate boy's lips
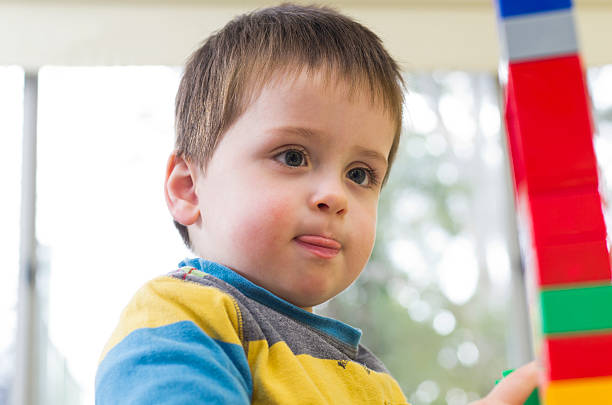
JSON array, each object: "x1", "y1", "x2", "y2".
[{"x1": 294, "y1": 235, "x2": 341, "y2": 259}]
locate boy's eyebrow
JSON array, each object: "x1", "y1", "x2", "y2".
[
  {"x1": 354, "y1": 146, "x2": 389, "y2": 169},
  {"x1": 271, "y1": 126, "x2": 389, "y2": 167}
]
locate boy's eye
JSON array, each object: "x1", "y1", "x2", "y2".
[
  {"x1": 347, "y1": 168, "x2": 368, "y2": 185},
  {"x1": 347, "y1": 167, "x2": 379, "y2": 188},
  {"x1": 276, "y1": 149, "x2": 306, "y2": 167}
]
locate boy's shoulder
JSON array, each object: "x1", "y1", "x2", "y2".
[
  {"x1": 98, "y1": 265, "x2": 245, "y2": 363},
  {"x1": 96, "y1": 265, "x2": 255, "y2": 405}
]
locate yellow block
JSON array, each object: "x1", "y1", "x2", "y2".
[{"x1": 544, "y1": 376, "x2": 612, "y2": 405}]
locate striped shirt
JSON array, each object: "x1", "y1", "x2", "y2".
[{"x1": 96, "y1": 258, "x2": 409, "y2": 404}]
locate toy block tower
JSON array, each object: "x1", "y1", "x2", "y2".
[{"x1": 494, "y1": 0, "x2": 612, "y2": 403}]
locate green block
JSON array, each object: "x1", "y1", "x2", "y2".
[
  {"x1": 524, "y1": 388, "x2": 540, "y2": 405},
  {"x1": 496, "y1": 369, "x2": 540, "y2": 405},
  {"x1": 540, "y1": 284, "x2": 612, "y2": 335}
]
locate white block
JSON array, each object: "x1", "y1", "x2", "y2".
[{"x1": 499, "y1": 9, "x2": 578, "y2": 62}]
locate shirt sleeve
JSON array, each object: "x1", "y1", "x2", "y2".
[{"x1": 95, "y1": 277, "x2": 252, "y2": 405}]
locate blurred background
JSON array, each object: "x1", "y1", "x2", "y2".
[{"x1": 2, "y1": 1, "x2": 612, "y2": 404}]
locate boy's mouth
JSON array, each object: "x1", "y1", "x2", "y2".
[{"x1": 294, "y1": 235, "x2": 341, "y2": 259}]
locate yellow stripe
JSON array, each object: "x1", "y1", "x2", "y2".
[
  {"x1": 99, "y1": 276, "x2": 243, "y2": 362},
  {"x1": 544, "y1": 376, "x2": 612, "y2": 404},
  {"x1": 247, "y1": 340, "x2": 409, "y2": 404}
]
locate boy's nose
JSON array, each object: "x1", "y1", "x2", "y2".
[{"x1": 310, "y1": 182, "x2": 348, "y2": 216}]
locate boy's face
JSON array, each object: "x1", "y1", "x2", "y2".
[{"x1": 189, "y1": 70, "x2": 395, "y2": 311}]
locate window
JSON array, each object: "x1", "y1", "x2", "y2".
[
  {"x1": 36, "y1": 66, "x2": 190, "y2": 404},
  {"x1": 0, "y1": 66, "x2": 24, "y2": 405}
]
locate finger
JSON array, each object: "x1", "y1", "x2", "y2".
[{"x1": 486, "y1": 362, "x2": 539, "y2": 405}]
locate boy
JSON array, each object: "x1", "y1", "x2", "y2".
[{"x1": 96, "y1": 4, "x2": 537, "y2": 404}]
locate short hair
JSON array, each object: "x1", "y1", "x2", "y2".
[{"x1": 173, "y1": 3, "x2": 405, "y2": 248}]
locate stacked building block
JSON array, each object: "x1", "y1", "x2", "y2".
[{"x1": 494, "y1": 0, "x2": 612, "y2": 403}]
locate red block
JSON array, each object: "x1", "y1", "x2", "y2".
[
  {"x1": 542, "y1": 333, "x2": 612, "y2": 381},
  {"x1": 505, "y1": 74, "x2": 525, "y2": 195},
  {"x1": 533, "y1": 240, "x2": 611, "y2": 286},
  {"x1": 505, "y1": 54, "x2": 598, "y2": 194},
  {"x1": 520, "y1": 187, "x2": 607, "y2": 246}
]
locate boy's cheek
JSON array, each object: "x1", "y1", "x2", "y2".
[
  {"x1": 348, "y1": 214, "x2": 377, "y2": 271},
  {"x1": 227, "y1": 194, "x2": 295, "y2": 251},
  {"x1": 357, "y1": 221, "x2": 377, "y2": 260}
]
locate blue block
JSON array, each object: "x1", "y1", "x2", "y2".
[{"x1": 496, "y1": 0, "x2": 572, "y2": 18}]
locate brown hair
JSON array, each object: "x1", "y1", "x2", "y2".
[{"x1": 173, "y1": 3, "x2": 405, "y2": 248}]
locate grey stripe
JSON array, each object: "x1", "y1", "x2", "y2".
[
  {"x1": 356, "y1": 345, "x2": 390, "y2": 374},
  {"x1": 499, "y1": 9, "x2": 578, "y2": 62},
  {"x1": 174, "y1": 272, "x2": 388, "y2": 373}
]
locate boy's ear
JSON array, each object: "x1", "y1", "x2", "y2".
[{"x1": 164, "y1": 153, "x2": 200, "y2": 226}]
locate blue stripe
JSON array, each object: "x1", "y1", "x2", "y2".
[
  {"x1": 96, "y1": 321, "x2": 252, "y2": 405},
  {"x1": 178, "y1": 258, "x2": 362, "y2": 347},
  {"x1": 495, "y1": 0, "x2": 572, "y2": 18}
]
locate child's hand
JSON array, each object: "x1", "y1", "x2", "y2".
[{"x1": 471, "y1": 362, "x2": 539, "y2": 405}]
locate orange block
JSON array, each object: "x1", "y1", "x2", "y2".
[{"x1": 544, "y1": 375, "x2": 612, "y2": 404}]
